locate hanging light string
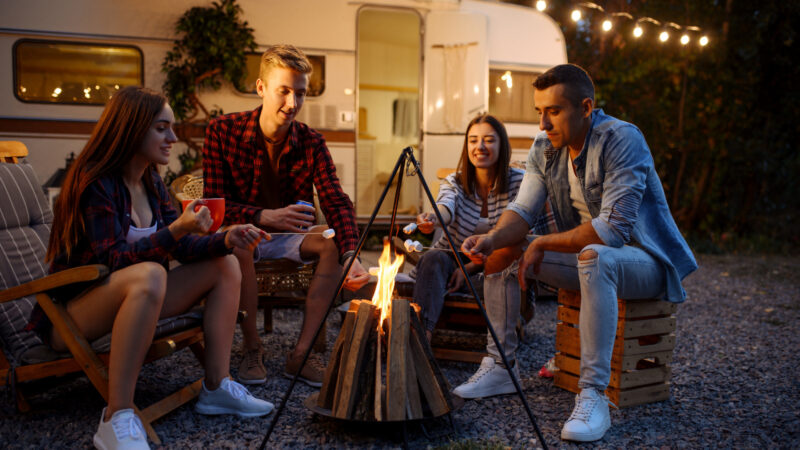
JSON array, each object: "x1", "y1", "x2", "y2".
[{"x1": 535, "y1": 1, "x2": 710, "y2": 47}]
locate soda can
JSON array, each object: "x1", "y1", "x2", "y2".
[{"x1": 296, "y1": 200, "x2": 314, "y2": 230}]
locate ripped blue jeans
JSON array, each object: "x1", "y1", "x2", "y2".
[{"x1": 484, "y1": 241, "x2": 665, "y2": 390}]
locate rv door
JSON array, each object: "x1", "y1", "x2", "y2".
[{"x1": 421, "y1": 10, "x2": 487, "y2": 211}]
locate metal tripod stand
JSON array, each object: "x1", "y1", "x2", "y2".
[{"x1": 257, "y1": 147, "x2": 548, "y2": 449}]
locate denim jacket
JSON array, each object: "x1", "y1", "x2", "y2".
[{"x1": 509, "y1": 109, "x2": 697, "y2": 302}]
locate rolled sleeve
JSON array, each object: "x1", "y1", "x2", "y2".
[
  {"x1": 508, "y1": 138, "x2": 547, "y2": 227},
  {"x1": 593, "y1": 125, "x2": 650, "y2": 244},
  {"x1": 591, "y1": 217, "x2": 624, "y2": 247},
  {"x1": 436, "y1": 174, "x2": 460, "y2": 223}
]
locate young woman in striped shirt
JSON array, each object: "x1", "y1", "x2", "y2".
[{"x1": 411, "y1": 114, "x2": 523, "y2": 340}]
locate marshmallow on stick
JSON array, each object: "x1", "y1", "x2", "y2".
[
  {"x1": 402, "y1": 222, "x2": 417, "y2": 234},
  {"x1": 268, "y1": 228, "x2": 336, "y2": 239},
  {"x1": 403, "y1": 239, "x2": 424, "y2": 253}
]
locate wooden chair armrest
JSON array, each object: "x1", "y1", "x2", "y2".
[{"x1": 0, "y1": 264, "x2": 109, "y2": 303}]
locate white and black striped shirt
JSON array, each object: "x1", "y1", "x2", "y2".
[{"x1": 431, "y1": 168, "x2": 524, "y2": 251}]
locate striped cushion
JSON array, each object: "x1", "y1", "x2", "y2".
[{"x1": 0, "y1": 163, "x2": 51, "y2": 361}]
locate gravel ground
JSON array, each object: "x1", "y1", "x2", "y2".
[{"x1": 2, "y1": 253, "x2": 799, "y2": 449}]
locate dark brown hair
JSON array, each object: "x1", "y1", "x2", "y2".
[
  {"x1": 47, "y1": 86, "x2": 167, "y2": 262},
  {"x1": 456, "y1": 114, "x2": 511, "y2": 197},
  {"x1": 533, "y1": 63, "x2": 595, "y2": 107}
]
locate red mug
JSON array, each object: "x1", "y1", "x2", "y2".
[{"x1": 181, "y1": 198, "x2": 225, "y2": 233}]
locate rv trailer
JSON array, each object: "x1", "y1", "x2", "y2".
[{"x1": 0, "y1": 0, "x2": 567, "y2": 219}]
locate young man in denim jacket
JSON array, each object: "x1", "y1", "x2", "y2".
[{"x1": 456, "y1": 64, "x2": 697, "y2": 442}]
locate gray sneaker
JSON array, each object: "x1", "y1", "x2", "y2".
[
  {"x1": 93, "y1": 407, "x2": 150, "y2": 450},
  {"x1": 452, "y1": 356, "x2": 520, "y2": 399},
  {"x1": 195, "y1": 378, "x2": 274, "y2": 418},
  {"x1": 561, "y1": 388, "x2": 613, "y2": 442}
]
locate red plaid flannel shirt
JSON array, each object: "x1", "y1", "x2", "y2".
[{"x1": 203, "y1": 107, "x2": 358, "y2": 256}]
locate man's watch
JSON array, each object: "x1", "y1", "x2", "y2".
[{"x1": 340, "y1": 250, "x2": 360, "y2": 266}]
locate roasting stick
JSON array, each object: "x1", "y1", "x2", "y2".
[{"x1": 266, "y1": 228, "x2": 336, "y2": 239}]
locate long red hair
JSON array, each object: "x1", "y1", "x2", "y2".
[{"x1": 47, "y1": 86, "x2": 167, "y2": 262}]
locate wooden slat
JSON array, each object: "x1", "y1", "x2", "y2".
[
  {"x1": 374, "y1": 324, "x2": 383, "y2": 421},
  {"x1": 408, "y1": 311, "x2": 452, "y2": 416},
  {"x1": 353, "y1": 327, "x2": 377, "y2": 421},
  {"x1": 386, "y1": 299, "x2": 409, "y2": 421},
  {"x1": 139, "y1": 379, "x2": 203, "y2": 424},
  {"x1": 0, "y1": 265, "x2": 107, "y2": 303},
  {"x1": 623, "y1": 317, "x2": 676, "y2": 338},
  {"x1": 557, "y1": 353, "x2": 671, "y2": 390},
  {"x1": 0, "y1": 140, "x2": 28, "y2": 163},
  {"x1": 557, "y1": 305, "x2": 579, "y2": 325},
  {"x1": 318, "y1": 305, "x2": 357, "y2": 408},
  {"x1": 431, "y1": 347, "x2": 488, "y2": 364},
  {"x1": 332, "y1": 306, "x2": 360, "y2": 413},
  {"x1": 333, "y1": 301, "x2": 376, "y2": 419},
  {"x1": 621, "y1": 299, "x2": 678, "y2": 318},
  {"x1": 613, "y1": 365, "x2": 671, "y2": 389},
  {"x1": 624, "y1": 334, "x2": 676, "y2": 355},
  {"x1": 405, "y1": 338, "x2": 423, "y2": 419},
  {"x1": 36, "y1": 294, "x2": 110, "y2": 400},
  {"x1": 558, "y1": 289, "x2": 582, "y2": 308},
  {"x1": 409, "y1": 327, "x2": 450, "y2": 417}
]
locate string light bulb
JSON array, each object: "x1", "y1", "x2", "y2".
[
  {"x1": 659, "y1": 31, "x2": 669, "y2": 42},
  {"x1": 633, "y1": 25, "x2": 643, "y2": 38},
  {"x1": 680, "y1": 34, "x2": 690, "y2": 45},
  {"x1": 699, "y1": 36, "x2": 709, "y2": 46},
  {"x1": 602, "y1": 20, "x2": 612, "y2": 31},
  {"x1": 535, "y1": 0, "x2": 546, "y2": 12},
  {"x1": 571, "y1": 9, "x2": 582, "y2": 22}
]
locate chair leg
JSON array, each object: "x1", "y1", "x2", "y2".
[
  {"x1": 263, "y1": 305, "x2": 273, "y2": 333},
  {"x1": 189, "y1": 342, "x2": 206, "y2": 369},
  {"x1": 137, "y1": 378, "x2": 204, "y2": 446}
]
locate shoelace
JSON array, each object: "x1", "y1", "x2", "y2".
[
  {"x1": 568, "y1": 393, "x2": 599, "y2": 422},
  {"x1": 307, "y1": 356, "x2": 324, "y2": 372},
  {"x1": 466, "y1": 362, "x2": 495, "y2": 383},
  {"x1": 244, "y1": 350, "x2": 262, "y2": 370},
  {"x1": 222, "y1": 380, "x2": 248, "y2": 400},
  {"x1": 112, "y1": 413, "x2": 145, "y2": 441}
]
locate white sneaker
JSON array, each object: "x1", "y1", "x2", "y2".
[
  {"x1": 452, "y1": 356, "x2": 520, "y2": 399},
  {"x1": 561, "y1": 388, "x2": 613, "y2": 442},
  {"x1": 93, "y1": 408, "x2": 150, "y2": 450},
  {"x1": 195, "y1": 378, "x2": 275, "y2": 418}
]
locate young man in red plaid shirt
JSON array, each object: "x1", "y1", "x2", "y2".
[{"x1": 203, "y1": 45, "x2": 369, "y2": 386}]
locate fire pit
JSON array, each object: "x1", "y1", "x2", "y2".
[{"x1": 307, "y1": 240, "x2": 458, "y2": 422}]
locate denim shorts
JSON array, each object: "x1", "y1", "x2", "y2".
[{"x1": 254, "y1": 233, "x2": 316, "y2": 264}]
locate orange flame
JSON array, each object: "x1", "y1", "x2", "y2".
[{"x1": 371, "y1": 239, "x2": 404, "y2": 329}]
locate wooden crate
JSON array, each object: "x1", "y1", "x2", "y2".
[{"x1": 553, "y1": 289, "x2": 677, "y2": 408}]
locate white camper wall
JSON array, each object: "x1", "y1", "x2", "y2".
[
  {"x1": 460, "y1": 0, "x2": 568, "y2": 163},
  {"x1": 0, "y1": 0, "x2": 203, "y2": 182}
]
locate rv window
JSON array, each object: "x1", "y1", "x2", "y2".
[
  {"x1": 238, "y1": 53, "x2": 325, "y2": 97},
  {"x1": 488, "y1": 69, "x2": 541, "y2": 124},
  {"x1": 14, "y1": 39, "x2": 143, "y2": 105}
]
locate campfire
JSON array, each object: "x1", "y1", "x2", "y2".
[{"x1": 313, "y1": 240, "x2": 454, "y2": 421}]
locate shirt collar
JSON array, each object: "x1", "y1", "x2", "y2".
[
  {"x1": 246, "y1": 105, "x2": 298, "y2": 152},
  {"x1": 571, "y1": 109, "x2": 601, "y2": 169}
]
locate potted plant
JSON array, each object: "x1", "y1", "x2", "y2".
[{"x1": 161, "y1": 0, "x2": 256, "y2": 181}]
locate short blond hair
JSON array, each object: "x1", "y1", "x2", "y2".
[{"x1": 259, "y1": 44, "x2": 312, "y2": 81}]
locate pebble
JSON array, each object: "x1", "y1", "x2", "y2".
[{"x1": 1, "y1": 254, "x2": 798, "y2": 448}]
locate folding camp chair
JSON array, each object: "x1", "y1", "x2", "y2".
[{"x1": 0, "y1": 142, "x2": 206, "y2": 445}]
